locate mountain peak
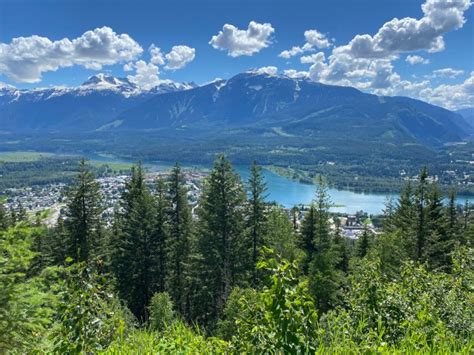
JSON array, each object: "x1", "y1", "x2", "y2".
[{"x1": 81, "y1": 73, "x2": 135, "y2": 89}]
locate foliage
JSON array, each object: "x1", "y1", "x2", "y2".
[{"x1": 148, "y1": 292, "x2": 176, "y2": 332}]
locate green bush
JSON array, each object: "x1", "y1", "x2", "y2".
[{"x1": 148, "y1": 292, "x2": 175, "y2": 332}]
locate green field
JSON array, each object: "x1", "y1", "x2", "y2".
[{"x1": 0, "y1": 151, "x2": 56, "y2": 162}]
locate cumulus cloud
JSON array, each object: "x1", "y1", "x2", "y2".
[
  {"x1": 336, "y1": 0, "x2": 471, "y2": 59},
  {"x1": 0, "y1": 26, "x2": 143, "y2": 83},
  {"x1": 406, "y1": 55, "x2": 430, "y2": 65},
  {"x1": 252, "y1": 66, "x2": 278, "y2": 75},
  {"x1": 428, "y1": 67, "x2": 465, "y2": 79},
  {"x1": 126, "y1": 60, "x2": 161, "y2": 90},
  {"x1": 209, "y1": 21, "x2": 275, "y2": 57},
  {"x1": 149, "y1": 44, "x2": 165, "y2": 65},
  {"x1": 300, "y1": 52, "x2": 325, "y2": 64},
  {"x1": 283, "y1": 69, "x2": 308, "y2": 79},
  {"x1": 418, "y1": 71, "x2": 474, "y2": 110},
  {"x1": 286, "y1": 0, "x2": 472, "y2": 109},
  {"x1": 164, "y1": 45, "x2": 195, "y2": 70},
  {"x1": 279, "y1": 29, "x2": 331, "y2": 59}
]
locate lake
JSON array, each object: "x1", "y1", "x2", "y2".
[{"x1": 88, "y1": 154, "x2": 470, "y2": 215}]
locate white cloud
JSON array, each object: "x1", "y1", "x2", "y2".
[
  {"x1": 300, "y1": 52, "x2": 325, "y2": 64},
  {"x1": 335, "y1": 0, "x2": 471, "y2": 59},
  {"x1": 283, "y1": 69, "x2": 308, "y2": 79},
  {"x1": 164, "y1": 45, "x2": 195, "y2": 70},
  {"x1": 149, "y1": 44, "x2": 165, "y2": 65},
  {"x1": 209, "y1": 21, "x2": 275, "y2": 57},
  {"x1": 428, "y1": 67, "x2": 465, "y2": 79},
  {"x1": 406, "y1": 55, "x2": 430, "y2": 65},
  {"x1": 252, "y1": 66, "x2": 278, "y2": 75},
  {"x1": 418, "y1": 71, "x2": 474, "y2": 110},
  {"x1": 287, "y1": 0, "x2": 472, "y2": 109},
  {"x1": 304, "y1": 30, "x2": 331, "y2": 49},
  {"x1": 126, "y1": 60, "x2": 161, "y2": 90},
  {"x1": 279, "y1": 29, "x2": 331, "y2": 59},
  {"x1": 0, "y1": 26, "x2": 143, "y2": 83},
  {"x1": 123, "y1": 62, "x2": 134, "y2": 72}
]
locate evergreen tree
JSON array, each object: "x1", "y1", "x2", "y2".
[
  {"x1": 64, "y1": 159, "x2": 103, "y2": 262},
  {"x1": 195, "y1": 155, "x2": 247, "y2": 325},
  {"x1": 154, "y1": 177, "x2": 169, "y2": 293},
  {"x1": 166, "y1": 163, "x2": 193, "y2": 317},
  {"x1": 414, "y1": 168, "x2": 429, "y2": 261},
  {"x1": 264, "y1": 206, "x2": 301, "y2": 262},
  {"x1": 356, "y1": 224, "x2": 371, "y2": 259},
  {"x1": 332, "y1": 227, "x2": 350, "y2": 273},
  {"x1": 425, "y1": 184, "x2": 451, "y2": 270},
  {"x1": 446, "y1": 190, "x2": 460, "y2": 245},
  {"x1": 111, "y1": 163, "x2": 158, "y2": 321},
  {"x1": 0, "y1": 203, "x2": 8, "y2": 231},
  {"x1": 300, "y1": 205, "x2": 316, "y2": 274},
  {"x1": 246, "y1": 161, "x2": 268, "y2": 286},
  {"x1": 290, "y1": 206, "x2": 299, "y2": 232},
  {"x1": 307, "y1": 177, "x2": 341, "y2": 313},
  {"x1": 391, "y1": 182, "x2": 416, "y2": 251}
]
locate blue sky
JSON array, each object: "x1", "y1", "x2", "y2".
[{"x1": 0, "y1": 0, "x2": 473, "y2": 109}]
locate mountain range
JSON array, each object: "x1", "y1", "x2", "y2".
[{"x1": 0, "y1": 72, "x2": 471, "y2": 148}]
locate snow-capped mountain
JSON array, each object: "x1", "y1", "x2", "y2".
[
  {"x1": 0, "y1": 74, "x2": 197, "y2": 131},
  {"x1": 0, "y1": 71, "x2": 470, "y2": 148}
]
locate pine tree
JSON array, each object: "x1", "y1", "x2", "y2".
[
  {"x1": 264, "y1": 206, "x2": 300, "y2": 262},
  {"x1": 415, "y1": 168, "x2": 429, "y2": 261},
  {"x1": 300, "y1": 204, "x2": 316, "y2": 274},
  {"x1": 425, "y1": 184, "x2": 451, "y2": 271},
  {"x1": 0, "y1": 203, "x2": 8, "y2": 231},
  {"x1": 246, "y1": 161, "x2": 268, "y2": 286},
  {"x1": 356, "y1": 224, "x2": 371, "y2": 259},
  {"x1": 332, "y1": 227, "x2": 350, "y2": 273},
  {"x1": 166, "y1": 163, "x2": 193, "y2": 317},
  {"x1": 154, "y1": 176, "x2": 169, "y2": 293},
  {"x1": 64, "y1": 159, "x2": 103, "y2": 262},
  {"x1": 111, "y1": 163, "x2": 158, "y2": 321},
  {"x1": 307, "y1": 176, "x2": 341, "y2": 313},
  {"x1": 446, "y1": 190, "x2": 460, "y2": 245},
  {"x1": 195, "y1": 155, "x2": 247, "y2": 325}
]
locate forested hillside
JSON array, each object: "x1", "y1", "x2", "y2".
[{"x1": 1, "y1": 157, "x2": 473, "y2": 353}]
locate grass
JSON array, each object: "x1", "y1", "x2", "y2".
[{"x1": 0, "y1": 151, "x2": 56, "y2": 162}]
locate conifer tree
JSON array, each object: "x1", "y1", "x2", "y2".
[
  {"x1": 332, "y1": 227, "x2": 350, "y2": 273},
  {"x1": 307, "y1": 177, "x2": 341, "y2": 313},
  {"x1": 195, "y1": 155, "x2": 247, "y2": 324},
  {"x1": 300, "y1": 205, "x2": 316, "y2": 274},
  {"x1": 414, "y1": 167, "x2": 429, "y2": 261},
  {"x1": 264, "y1": 206, "x2": 300, "y2": 262},
  {"x1": 111, "y1": 163, "x2": 158, "y2": 321},
  {"x1": 0, "y1": 203, "x2": 8, "y2": 231},
  {"x1": 425, "y1": 184, "x2": 451, "y2": 270},
  {"x1": 246, "y1": 161, "x2": 267, "y2": 286},
  {"x1": 154, "y1": 176, "x2": 169, "y2": 293},
  {"x1": 166, "y1": 163, "x2": 193, "y2": 317},
  {"x1": 64, "y1": 159, "x2": 103, "y2": 262},
  {"x1": 356, "y1": 224, "x2": 371, "y2": 259}
]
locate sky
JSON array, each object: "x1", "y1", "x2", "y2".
[{"x1": 0, "y1": 0, "x2": 473, "y2": 110}]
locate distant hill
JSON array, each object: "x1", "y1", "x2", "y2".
[
  {"x1": 456, "y1": 108, "x2": 474, "y2": 129},
  {"x1": 0, "y1": 72, "x2": 470, "y2": 149},
  {"x1": 0, "y1": 74, "x2": 196, "y2": 132},
  {"x1": 114, "y1": 72, "x2": 469, "y2": 148}
]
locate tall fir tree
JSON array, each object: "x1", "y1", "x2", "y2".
[
  {"x1": 302, "y1": 176, "x2": 341, "y2": 313},
  {"x1": 300, "y1": 205, "x2": 316, "y2": 274},
  {"x1": 166, "y1": 163, "x2": 193, "y2": 317},
  {"x1": 246, "y1": 161, "x2": 268, "y2": 286},
  {"x1": 0, "y1": 202, "x2": 8, "y2": 231},
  {"x1": 415, "y1": 167, "x2": 429, "y2": 261},
  {"x1": 425, "y1": 184, "x2": 451, "y2": 271},
  {"x1": 356, "y1": 224, "x2": 371, "y2": 259},
  {"x1": 195, "y1": 155, "x2": 247, "y2": 326},
  {"x1": 111, "y1": 163, "x2": 158, "y2": 322},
  {"x1": 154, "y1": 176, "x2": 169, "y2": 293},
  {"x1": 64, "y1": 159, "x2": 103, "y2": 263}
]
